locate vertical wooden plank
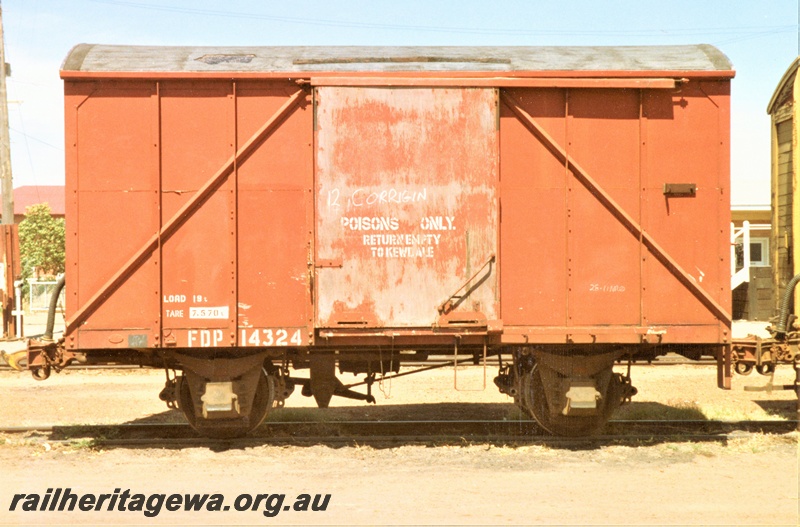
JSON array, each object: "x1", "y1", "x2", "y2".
[
  {"x1": 153, "y1": 81, "x2": 162, "y2": 347},
  {"x1": 235, "y1": 81, "x2": 313, "y2": 347},
  {"x1": 230, "y1": 81, "x2": 238, "y2": 347},
  {"x1": 566, "y1": 89, "x2": 641, "y2": 326},
  {"x1": 770, "y1": 114, "x2": 779, "y2": 311},
  {"x1": 792, "y1": 73, "x2": 800, "y2": 312},
  {"x1": 63, "y1": 82, "x2": 81, "y2": 340},
  {"x1": 638, "y1": 90, "x2": 647, "y2": 327},
  {"x1": 498, "y1": 88, "x2": 567, "y2": 327},
  {"x1": 159, "y1": 80, "x2": 235, "y2": 347},
  {"x1": 71, "y1": 81, "x2": 160, "y2": 349}
]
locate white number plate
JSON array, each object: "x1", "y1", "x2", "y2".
[
  {"x1": 240, "y1": 328, "x2": 306, "y2": 347},
  {"x1": 189, "y1": 306, "x2": 230, "y2": 319}
]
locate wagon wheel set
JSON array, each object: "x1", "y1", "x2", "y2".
[
  {"x1": 519, "y1": 364, "x2": 628, "y2": 436},
  {"x1": 178, "y1": 368, "x2": 277, "y2": 439},
  {"x1": 494, "y1": 349, "x2": 636, "y2": 436},
  {"x1": 158, "y1": 348, "x2": 636, "y2": 438}
]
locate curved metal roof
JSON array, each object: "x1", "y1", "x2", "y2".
[
  {"x1": 62, "y1": 44, "x2": 733, "y2": 76},
  {"x1": 767, "y1": 56, "x2": 800, "y2": 115}
]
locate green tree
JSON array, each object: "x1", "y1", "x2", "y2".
[{"x1": 18, "y1": 203, "x2": 65, "y2": 283}]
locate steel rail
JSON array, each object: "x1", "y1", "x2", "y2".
[
  {"x1": 10, "y1": 434, "x2": 744, "y2": 448},
  {"x1": 2, "y1": 419, "x2": 794, "y2": 438}
]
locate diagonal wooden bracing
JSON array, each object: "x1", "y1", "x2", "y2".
[
  {"x1": 500, "y1": 91, "x2": 731, "y2": 324},
  {"x1": 66, "y1": 89, "x2": 307, "y2": 334}
]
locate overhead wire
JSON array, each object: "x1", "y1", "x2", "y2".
[
  {"x1": 88, "y1": 0, "x2": 795, "y2": 41},
  {"x1": 11, "y1": 104, "x2": 39, "y2": 193},
  {"x1": 8, "y1": 126, "x2": 61, "y2": 151}
]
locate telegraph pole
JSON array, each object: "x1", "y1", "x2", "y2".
[{"x1": 0, "y1": 1, "x2": 13, "y2": 225}]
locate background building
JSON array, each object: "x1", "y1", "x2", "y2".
[
  {"x1": 732, "y1": 204, "x2": 772, "y2": 320},
  {"x1": 0, "y1": 185, "x2": 64, "y2": 223}
]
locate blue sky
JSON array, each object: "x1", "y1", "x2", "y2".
[{"x1": 3, "y1": 0, "x2": 798, "y2": 205}]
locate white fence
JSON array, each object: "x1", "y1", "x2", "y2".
[{"x1": 27, "y1": 278, "x2": 65, "y2": 313}]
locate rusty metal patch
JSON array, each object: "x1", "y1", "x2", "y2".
[
  {"x1": 195, "y1": 54, "x2": 255, "y2": 65},
  {"x1": 315, "y1": 87, "x2": 499, "y2": 328}
]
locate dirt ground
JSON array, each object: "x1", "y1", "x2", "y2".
[
  {"x1": 0, "y1": 316, "x2": 797, "y2": 525},
  {"x1": 0, "y1": 353, "x2": 798, "y2": 526}
]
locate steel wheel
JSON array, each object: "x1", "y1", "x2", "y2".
[
  {"x1": 179, "y1": 369, "x2": 275, "y2": 439},
  {"x1": 521, "y1": 363, "x2": 620, "y2": 436}
]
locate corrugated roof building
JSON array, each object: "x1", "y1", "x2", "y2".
[{"x1": 0, "y1": 185, "x2": 65, "y2": 223}]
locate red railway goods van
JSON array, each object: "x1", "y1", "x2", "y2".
[{"x1": 26, "y1": 44, "x2": 734, "y2": 436}]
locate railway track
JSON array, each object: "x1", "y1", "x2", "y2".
[{"x1": 1, "y1": 419, "x2": 795, "y2": 448}]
